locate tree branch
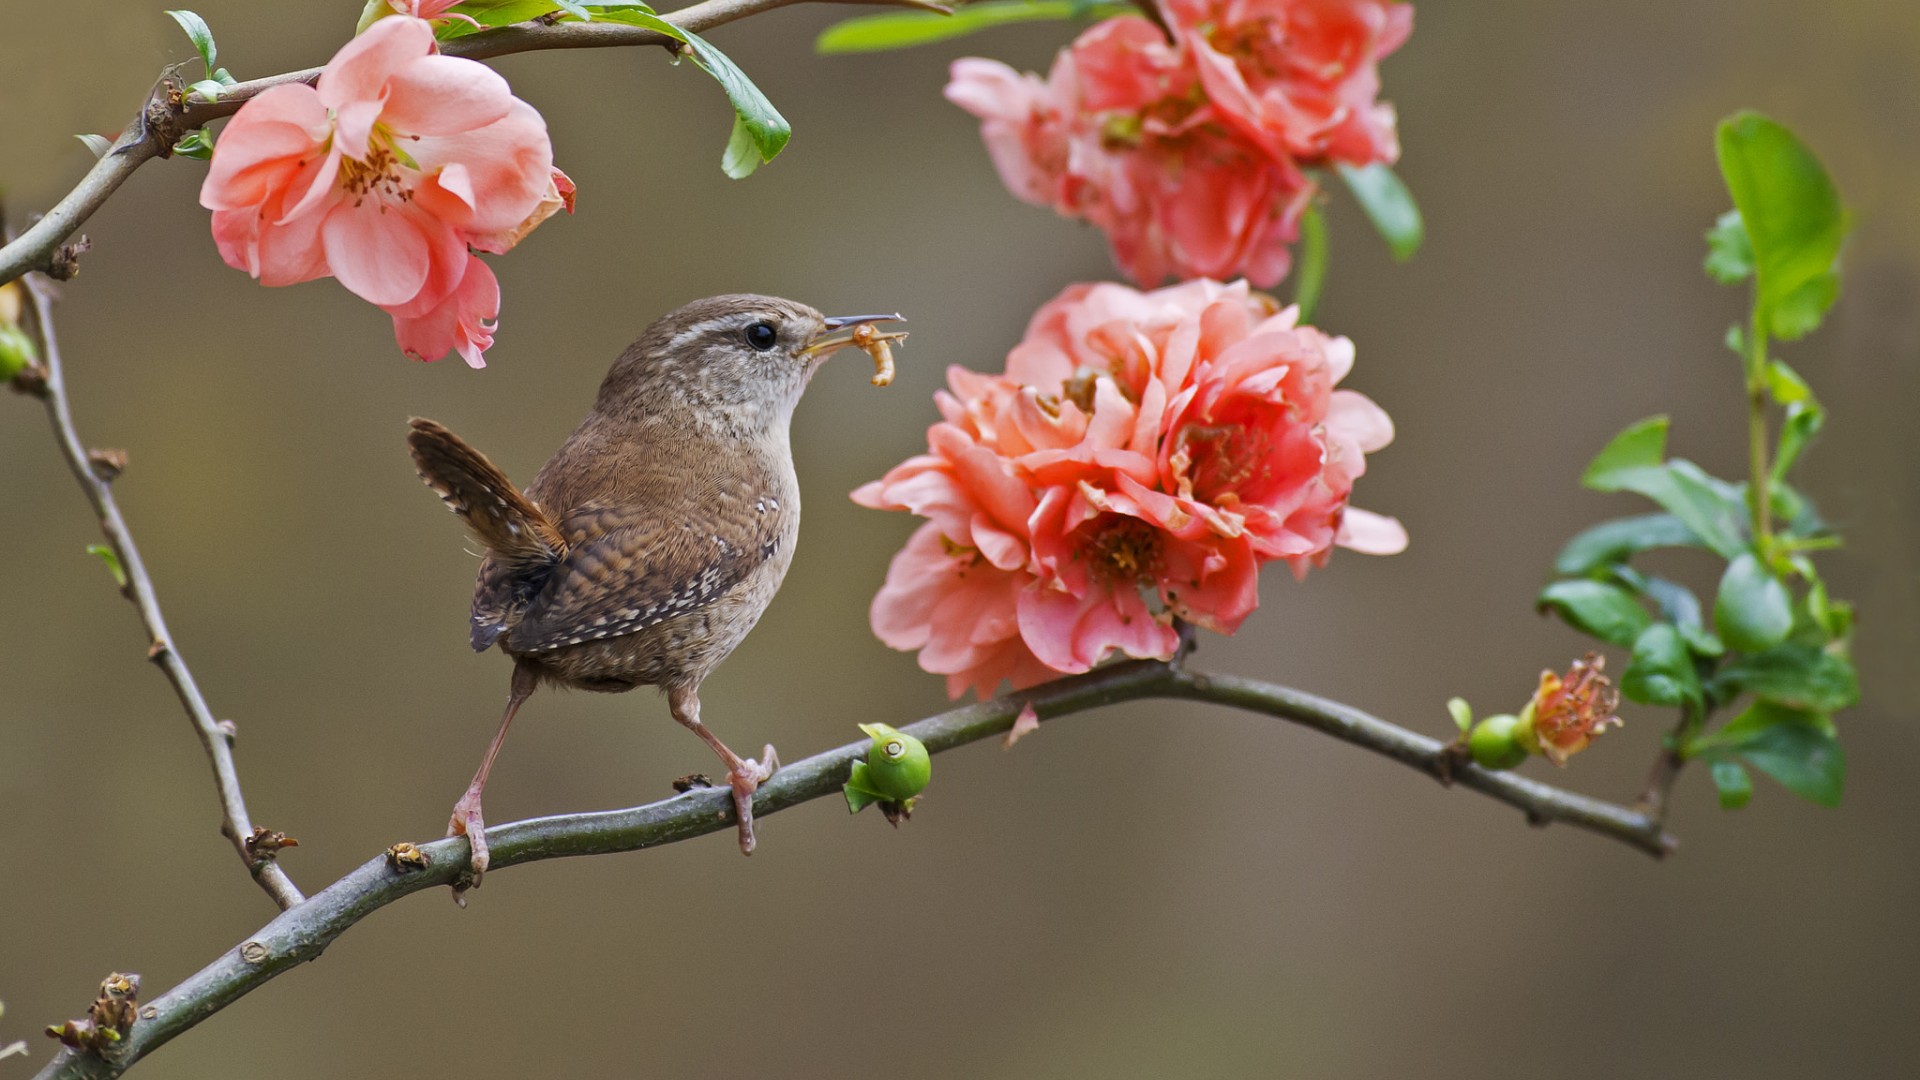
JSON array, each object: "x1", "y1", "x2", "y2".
[
  {"x1": 17, "y1": 274, "x2": 305, "y2": 912},
  {"x1": 0, "y1": 0, "x2": 934, "y2": 285},
  {"x1": 30, "y1": 657, "x2": 1673, "y2": 1080}
]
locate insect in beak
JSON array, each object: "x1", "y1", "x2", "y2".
[{"x1": 805, "y1": 313, "x2": 908, "y2": 385}]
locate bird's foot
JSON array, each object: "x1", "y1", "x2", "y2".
[
  {"x1": 446, "y1": 789, "x2": 490, "y2": 905},
  {"x1": 728, "y1": 745, "x2": 779, "y2": 856}
]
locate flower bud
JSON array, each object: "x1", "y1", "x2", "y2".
[
  {"x1": 0, "y1": 325, "x2": 35, "y2": 382},
  {"x1": 844, "y1": 723, "x2": 931, "y2": 820}
]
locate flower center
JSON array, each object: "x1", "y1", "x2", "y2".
[
  {"x1": 1082, "y1": 516, "x2": 1164, "y2": 584},
  {"x1": 336, "y1": 135, "x2": 414, "y2": 208},
  {"x1": 1176, "y1": 422, "x2": 1269, "y2": 502}
]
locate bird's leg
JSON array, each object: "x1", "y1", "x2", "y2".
[
  {"x1": 668, "y1": 684, "x2": 778, "y2": 855},
  {"x1": 448, "y1": 661, "x2": 538, "y2": 899}
]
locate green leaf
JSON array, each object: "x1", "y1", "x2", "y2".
[
  {"x1": 1714, "y1": 552, "x2": 1794, "y2": 653},
  {"x1": 1715, "y1": 112, "x2": 1847, "y2": 341},
  {"x1": 1537, "y1": 579, "x2": 1651, "y2": 648},
  {"x1": 720, "y1": 113, "x2": 762, "y2": 179},
  {"x1": 1446, "y1": 697, "x2": 1473, "y2": 735},
  {"x1": 85, "y1": 544, "x2": 128, "y2": 588},
  {"x1": 1712, "y1": 644, "x2": 1859, "y2": 712},
  {"x1": 187, "y1": 79, "x2": 224, "y2": 102},
  {"x1": 1290, "y1": 202, "x2": 1327, "y2": 323},
  {"x1": 1643, "y1": 574, "x2": 1723, "y2": 643},
  {"x1": 1710, "y1": 759, "x2": 1753, "y2": 809},
  {"x1": 1621, "y1": 622, "x2": 1703, "y2": 709},
  {"x1": 1771, "y1": 400, "x2": 1825, "y2": 484},
  {"x1": 1764, "y1": 358, "x2": 1814, "y2": 405},
  {"x1": 172, "y1": 129, "x2": 214, "y2": 159},
  {"x1": 1554, "y1": 513, "x2": 1705, "y2": 576},
  {"x1": 1337, "y1": 163, "x2": 1422, "y2": 261},
  {"x1": 1585, "y1": 439, "x2": 1749, "y2": 559},
  {"x1": 165, "y1": 10, "x2": 217, "y2": 71},
  {"x1": 816, "y1": 1, "x2": 1126, "y2": 55},
  {"x1": 1581, "y1": 416, "x2": 1668, "y2": 491},
  {"x1": 595, "y1": 9, "x2": 790, "y2": 175},
  {"x1": 1805, "y1": 578, "x2": 1853, "y2": 642},
  {"x1": 75, "y1": 133, "x2": 114, "y2": 160},
  {"x1": 1709, "y1": 701, "x2": 1845, "y2": 807},
  {"x1": 1703, "y1": 208, "x2": 1754, "y2": 284}
]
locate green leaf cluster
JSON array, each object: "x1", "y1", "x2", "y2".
[
  {"x1": 431, "y1": 2, "x2": 788, "y2": 178},
  {"x1": 164, "y1": 10, "x2": 239, "y2": 158},
  {"x1": 816, "y1": 1, "x2": 1133, "y2": 55},
  {"x1": 1533, "y1": 112, "x2": 1855, "y2": 813}
]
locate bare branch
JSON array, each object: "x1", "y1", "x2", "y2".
[
  {"x1": 30, "y1": 658, "x2": 1672, "y2": 1080},
  {"x1": 18, "y1": 275, "x2": 304, "y2": 912},
  {"x1": 0, "y1": 0, "x2": 935, "y2": 285}
]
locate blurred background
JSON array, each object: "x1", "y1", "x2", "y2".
[{"x1": 2, "y1": 0, "x2": 1917, "y2": 1076}]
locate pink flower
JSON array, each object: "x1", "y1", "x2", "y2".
[
  {"x1": 856, "y1": 279, "x2": 1405, "y2": 698},
  {"x1": 945, "y1": 1, "x2": 1410, "y2": 288},
  {"x1": 201, "y1": 16, "x2": 562, "y2": 366},
  {"x1": 1172, "y1": 0, "x2": 1412, "y2": 167}
]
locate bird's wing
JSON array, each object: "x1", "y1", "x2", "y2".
[{"x1": 505, "y1": 496, "x2": 786, "y2": 654}]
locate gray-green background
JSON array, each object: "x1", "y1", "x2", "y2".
[{"x1": 2, "y1": 1, "x2": 1916, "y2": 1077}]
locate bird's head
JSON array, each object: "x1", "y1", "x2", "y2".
[{"x1": 595, "y1": 294, "x2": 904, "y2": 432}]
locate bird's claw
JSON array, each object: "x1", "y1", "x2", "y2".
[
  {"x1": 728, "y1": 745, "x2": 779, "y2": 856},
  {"x1": 446, "y1": 793, "x2": 490, "y2": 902}
]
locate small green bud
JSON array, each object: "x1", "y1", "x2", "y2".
[
  {"x1": 844, "y1": 722, "x2": 930, "y2": 817},
  {"x1": 0, "y1": 324, "x2": 35, "y2": 381},
  {"x1": 1467, "y1": 713, "x2": 1528, "y2": 770}
]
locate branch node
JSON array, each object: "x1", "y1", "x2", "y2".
[
  {"x1": 145, "y1": 640, "x2": 170, "y2": 662},
  {"x1": 9, "y1": 360, "x2": 49, "y2": 398},
  {"x1": 46, "y1": 237, "x2": 91, "y2": 282},
  {"x1": 238, "y1": 942, "x2": 269, "y2": 965},
  {"x1": 242, "y1": 827, "x2": 300, "y2": 863},
  {"x1": 385, "y1": 842, "x2": 431, "y2": 872},
  {"x1": 44, "y1": 973, "x2": 140, "y2": 1053},
  {"x1": 86, "y1": 448, "x2": 128, "y2": 482},
  {"x1": 217, "y1": 719, "x2": 239, "y2": 743}
]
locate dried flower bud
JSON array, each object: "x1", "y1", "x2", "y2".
[{"x1": 1518, "y1": 653, "x2": 1623, "y2": 766}]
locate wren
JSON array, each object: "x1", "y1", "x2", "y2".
[{"x1": 408, "y1": 295, "x2": 905, "y2": 892}]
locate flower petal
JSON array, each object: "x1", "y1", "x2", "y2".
[{"x1": 322, "y1": 202, "x2": 431, "y2": 306}]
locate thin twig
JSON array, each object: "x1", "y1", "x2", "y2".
[
  {"x1": 18, "y1": 275, "x2": 305, "y2": 911},
  {"x1": 30, "y1": 658, "x2": 1673, "y2": 1080},
  {"x1": 0, "y1": 0, "x2": 935, "y2": 285}
]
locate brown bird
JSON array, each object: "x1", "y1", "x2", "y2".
[{"x1": 407, "y1": 295, "x2": 904, "y2": 892}]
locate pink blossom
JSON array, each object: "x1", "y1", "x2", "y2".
[
  {"x1": 1171, "y1": 0, "x2": 1412, "y2": 166},
  {"x1": 856, "y1": 279, "x2": 1405, "y2": 698},
  {"x1": 201, "y1": 16, "x2": 561, "y2": 366},
  {"x1": 945, "y1": 2, "x2": 1410, "y2": 287}
]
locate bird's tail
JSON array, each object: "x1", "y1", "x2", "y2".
[{"x1": 407, "y1": 417, "x2": 566, "y2": 569}]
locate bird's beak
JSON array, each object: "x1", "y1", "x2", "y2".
[{"x1": 803, "y1": 313, "x2": 908, "y2": 358}]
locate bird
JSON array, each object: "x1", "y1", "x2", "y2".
[{"x1": 407, "y1": 294, "x2": 904, "y2": 895}]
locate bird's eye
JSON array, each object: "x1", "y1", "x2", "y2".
[{"x1": 744, "y1": 321, "x2": 778, "y2": 352}]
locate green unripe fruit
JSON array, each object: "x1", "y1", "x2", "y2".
[
  {"x1": 1468, "y1": 713, "x2": 1528, "y2": 770},
  {"x1": 844, "y1": 723, "x2": 931, "y2": 815}
]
